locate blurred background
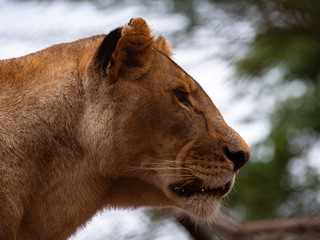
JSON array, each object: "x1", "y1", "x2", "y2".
[{"x1": 1, "y1": 0, "x2": 319, "y2": 239}]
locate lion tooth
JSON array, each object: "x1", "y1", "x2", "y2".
[
  {"x1": 174, "y1": 187, "x2": 179, "y2": 191},
  {"x1": 201, "y1": 188, "x2": 205, "y2": 192}
]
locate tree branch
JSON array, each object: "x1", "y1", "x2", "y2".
[{"x1": 172, "y1": 209, "x2": 320, "y2": 240}]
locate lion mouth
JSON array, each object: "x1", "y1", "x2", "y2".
[{"x1": 170, "y1": 178, "x2": 231, "y2": 198}]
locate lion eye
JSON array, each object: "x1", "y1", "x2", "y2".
[{"x1": 174, "y1": 88, "x2": 193, "y2": 108}]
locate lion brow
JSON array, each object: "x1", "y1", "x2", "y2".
[{"x1": 152, "y1": 46, "x2": 204, "y2": 91}]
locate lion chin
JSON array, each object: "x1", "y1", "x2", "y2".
[
  {"x1": 184, "y1": 197, "x2": 221, "y2": 221},
  {"x1": 164, "y1": 174, "x2": 236, "y2": 221}
]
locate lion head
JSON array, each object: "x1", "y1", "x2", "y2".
[{"x1": 82, "y1": 18, "x2": 250, "y2": 220}]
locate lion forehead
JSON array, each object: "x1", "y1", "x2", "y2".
[{"x1": 151, "y1": 50, "x2": 201, "y2": 93}]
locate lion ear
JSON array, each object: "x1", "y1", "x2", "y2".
[
  {"x1": 153, "y1": 36, "x2": 172, "y2": 56},
  {"x1": 96, "y1": 18, "x2": 154, "y2": 82}
]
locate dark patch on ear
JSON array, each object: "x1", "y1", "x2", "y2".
[{"x1": 96, "y1": 27, "x2": 122, "y2": 70}]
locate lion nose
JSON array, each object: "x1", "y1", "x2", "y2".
[{"x1": 223, "y1": 147, "x2": 249, "y2": 171}]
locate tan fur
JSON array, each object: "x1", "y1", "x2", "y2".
[
  {"x1": 153, "y1": 36, "x2": 172, "y2": 56},
  {"x1": 0, "y1": 18, "x2": 249, "y2": 240}
]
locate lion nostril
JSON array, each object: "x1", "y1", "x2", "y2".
[{"x1": 223, "y1": 147, "x2": 249, "y2": 171}]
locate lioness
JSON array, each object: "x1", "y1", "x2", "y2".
[{"x1": 0, "y1": 18, "x2": 249, "y2": 240}]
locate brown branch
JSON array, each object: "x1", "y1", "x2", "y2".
[
  {"x1": 213, "y1": 214, "x2": 320, "y2": 240},
  {"x1": 171, "y1": 208, "x2": 320, "y2": 240}
]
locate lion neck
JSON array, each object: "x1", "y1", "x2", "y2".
[{"x1": 0, "y1": 36, "x2": 117, "y2": 239}]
